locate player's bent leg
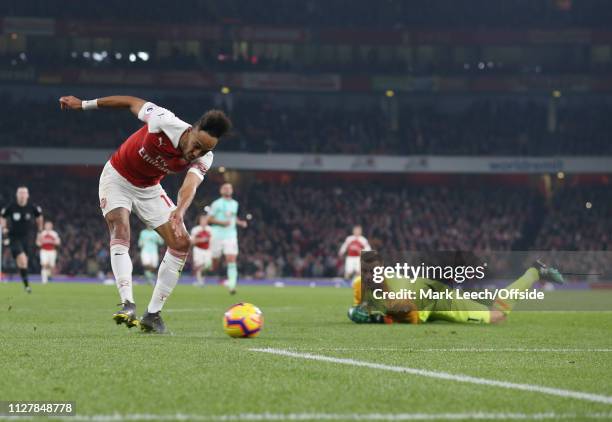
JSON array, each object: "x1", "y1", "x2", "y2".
[
  {"x1": 430, "y1": 297, "x2": 493, "y2": 324},
  {"x1": 492, "y1": 267, "x2": 540, "y2": 316},
  {"x1": 141, "y1": 222, "x2": 190, "y2": 333},
  {"x1": 105, "y1": 208, "x2": 138, "y2": 328}
]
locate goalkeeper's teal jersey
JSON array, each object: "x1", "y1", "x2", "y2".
[
  {"x1": 138, "y1": 229, "x2": 163, "y2": 254},
  {"x1": 209, "y1": 197, "x2": 239, "y2": 240}
]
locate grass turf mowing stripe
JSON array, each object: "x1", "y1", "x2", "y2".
[
  {"x1": 3, "y1": 412, "x2": 612, "y2": 421},
  {"x1": 251, "y1": 348, "x2": 612, "y2": 406}
]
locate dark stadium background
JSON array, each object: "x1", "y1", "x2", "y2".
[{"x1": 1, "y1": 0, "x2": 611, "y2": 282}]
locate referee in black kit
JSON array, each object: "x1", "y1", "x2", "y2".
[{"x1": 1, "y1": 186, "x2": 43, "y2": 293}]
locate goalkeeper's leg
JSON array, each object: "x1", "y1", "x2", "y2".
[
  {"x1": 429, "y1": 297, "x2": 495, "y2": 324},
  {"x1": 352, "y1": 276, "x2": 362, "y2": 306},
  {"x1": 491, "y1": 267, "x2": 539, "y2": 316},
  {"x1": 431, "y1": 267, "x2": 542, "y2": 323}
]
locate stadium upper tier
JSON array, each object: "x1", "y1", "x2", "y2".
[
  {"x1": 1, "y1": 95, "x2": 611, "y2": 156},
  {"x1": 2, "y1": 0, "x2": 610, "y2": 27}
]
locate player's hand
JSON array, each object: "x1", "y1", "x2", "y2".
[
  {"x1": 347, "y1": 305, "x2": 371, "y2": 324},
  {"x1": 168, "y1": 210, "x2": 185, "y2": 238},
  {"x1": 237, "y1": 220, "x2": 248, "y2": 228},
  {"x1": 59, "y1": 96, "x2": 82, "y2": 110}
]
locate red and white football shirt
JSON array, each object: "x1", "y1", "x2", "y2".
[
  {"x1": 339, "y1": 235, "x2": 371, "y2": 257},
  {"x1": 191, "y1": 225, "x2": 212, "y2": 250},
  {"x1": 110, "y1": 102, "x2": 213, "y2": 188},
  {"x1": 39, "y1": 229, "x2": 60, "y2": 251}
]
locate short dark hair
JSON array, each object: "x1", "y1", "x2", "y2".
[{"x1": 196, "y1": 110, "x2": 232, "y2": 139}]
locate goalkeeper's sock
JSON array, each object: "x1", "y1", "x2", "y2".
[
  {"x1": 19, "y1": 268, "x2": 29, "y2": 288},
  {"x1": 494, "y1": 267, "x2": 540, "y2": 315},
  {"x1": 147, "y1": 249, "x2": 187, "y2": 313},
  {"x1": 110, "y1": 240, "x2": 134, "y2": 304},
  {"x1": 227, "y1": 262, "x2": 238, "y2": 290}
]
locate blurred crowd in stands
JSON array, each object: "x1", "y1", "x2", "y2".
[
  {"x1": 4, "y1": 48, "x2": 611, "y2": 77},
  {"x1": 2, "y1": 95, "x2": 611, "y2": 156},
  {"x1": 1, "y1": 169, "x2": 608, "y2": 279},
  {"x1": 2, "y1": 0, "x2": 609, "y2": 28}
]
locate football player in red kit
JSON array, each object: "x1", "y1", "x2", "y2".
[
  {"x1": 338, "y1": 225, "x2": 371, "y2": 280},
  {"x1": 60, "y1": 95, "x2": 231, "y2": 333}
]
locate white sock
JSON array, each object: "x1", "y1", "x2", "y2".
[
  {"x1": 148, "y1": 249, "x2": 187, "y2": 313},
  {"x1": 110, "y1": 240, "x2": 134, "y2": 303},
  {"x1": 196, "y1": 268, "x2": 205, "y2": 284},
  {"x1": 41, "y1": 268, "x2": 47, "y2": 284}
]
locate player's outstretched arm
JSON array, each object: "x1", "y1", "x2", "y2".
[
  {"x1": 59, "y1": 95, "x2": 146, "y2": 116},
  {"x1": 168, "y1": 172, "x2": 203, "y2": 238}
]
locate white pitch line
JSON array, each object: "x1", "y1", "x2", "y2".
[
  {"x1": 299, "y1": 348, "x2": 612, "y2": 353},
  {"x1": 251, "y1": 348, "x2": 612, "y2": 406},
  {"x1": 3, "y1": 412, "x2": 611, "y2": 421}
]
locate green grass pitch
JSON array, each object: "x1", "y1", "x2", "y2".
[{"x1": 2, "y1": 282, "x2": 612, "y2": 421}]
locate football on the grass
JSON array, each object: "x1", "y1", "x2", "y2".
[{"x1": 223, "y1": 302, "x2": 264, "y2": 338}]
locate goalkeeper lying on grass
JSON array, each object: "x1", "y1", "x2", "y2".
[{"x1": 348, "y1": 253, "x2": 564, "y2": 325}]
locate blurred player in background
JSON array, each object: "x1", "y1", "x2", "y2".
[
  {"x1": 36, "y1": 221, "x2": 61, "y2": 284},
  {"x1": 138, "y1": 227, "x2": 164, "y2": 285},
  {"x1": 190, "y1": 214, "x2": 212, "y2": 287},
  {"x1": 60, "y1": 94, "x2": 231, "y2": 333},
  {"x1": 338, "y1": 225, "x2": 371, "y2": 280},
  {"x1": 0, "y1": 187, "x2": 43, "y2": 293},
  {"x1": 208, "y1": 183, "x2": 247, "y2": 295}
]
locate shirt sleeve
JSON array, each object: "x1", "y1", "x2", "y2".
[
  {"x1": 187, "y1": 151, "x2": 214, "y2": 181},
  {"x1": 208, "y1": 200, "x2": 219, "y2": 216},
  {"x1": 362, "y1": 237, "x2": 372, "y2": 251},
  {"x1": 33, "y1": 205, "x2": 42, "y2": 217},
  {"x1": 339, "y1": 237, "x2": 349, "y2": 255},
  {"x1": 0, "y1": 205, "x2": 7, "y2": 217},
  {"x1": 138, "y1": 102, "x2": 190, "y2": 148}
]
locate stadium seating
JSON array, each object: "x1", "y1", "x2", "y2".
[
  {"x1": 2, "y1": 96, "x2": 612, "y2": 155},
  {"x1": 3, "y1": 0, "x2": 610, "y2": 27},
  {"x1": 2, "y1": 168, "x2": 609, "y2": 278}
]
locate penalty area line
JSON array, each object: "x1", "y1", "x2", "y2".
[{"x1": 250, "y1": 348, "x2": 612, "y2": 406}]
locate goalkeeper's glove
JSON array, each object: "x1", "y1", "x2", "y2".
[
  {"x1": 347, "y1": 306, "x2": 386, "y2": 324},
  {"x1": 347, "y1": 305, "x2": 371, "y2": 323}
]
